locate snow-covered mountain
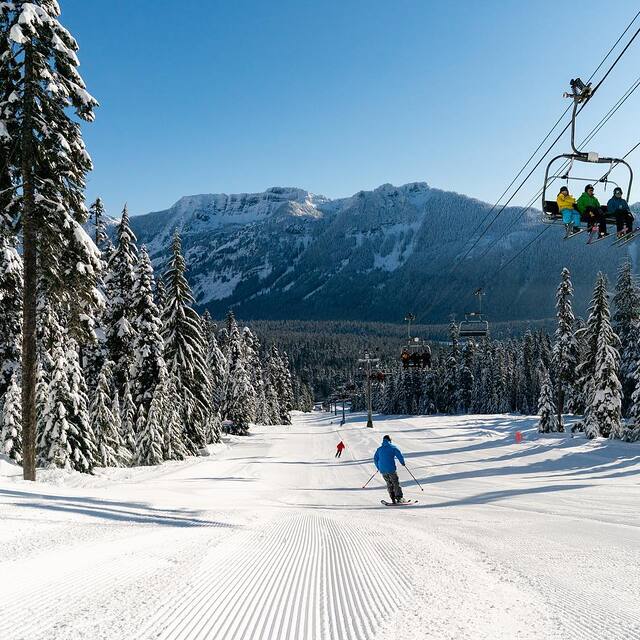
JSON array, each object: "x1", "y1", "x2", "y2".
[{"x1": 129, "y1": 182, "x2": 636, "y2": 323}]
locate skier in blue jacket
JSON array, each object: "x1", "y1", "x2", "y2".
[{"x1": 374, "y1": 435, "x2": 407, "y2": 504}]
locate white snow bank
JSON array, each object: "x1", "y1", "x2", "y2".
[{"x1": 0, "y1": 453, "x2": 21, "y2": 478}]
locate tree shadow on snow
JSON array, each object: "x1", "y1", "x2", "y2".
[
  {"x1": 288, "y1": 483, "x2": 592, "y2": 511},
  {"x1": 0, "y1": 488, "x2": 235, "y2": 528},
  {"x1": 407, "y1": 483, "x2": 592, "y2": 509},
  {"x1": 400, "y1": 446, "x2": 640, "y2": 486}
]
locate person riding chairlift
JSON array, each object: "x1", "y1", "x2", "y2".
[
  {"x1": 607, "y1": 187, "x2": 634, "y2": 237},
  {"x1": 576, "y1": 184, "x2": 608, "y2": 237},
  {"x1": 401, "y1": 349, "x2": 411, "y2": 368},
  {"x1": 556, "y1": 186, "x2": 581, "y2": 235}
]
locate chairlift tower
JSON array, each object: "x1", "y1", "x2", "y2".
[
  {"x1": 404, "y1": 313, "x2": 416, "y2": 341},
  {"x1": 357, "y1": 352, "x2": 380, "y2": 428},
  {"x1": 473, "y1": 288, "x2": 485, "y2": 316}
]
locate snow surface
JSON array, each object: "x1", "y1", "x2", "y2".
[{"x1": 1, "y1": 412, "x2": 639, "y2": 639}]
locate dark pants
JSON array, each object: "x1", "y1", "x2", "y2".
[
  {"x1": 616, "y1": 210, "x2": 634, "y2": 234},
  {"x1": 580, "y1": 206, "x2": 606, "y2": 234},
  {"x1": 335, "y1": 449, "x2": 343, "y2": 458},
  {"x1": 382, "y1": 472, "x2": 403, "y2": 501}
]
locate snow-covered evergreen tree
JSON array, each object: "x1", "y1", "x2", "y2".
[
  {"x1": 578, "y1": 273, "x2": 615, "y2": 425},
  {"x1": 521, "y1": 330, "x2": 536, "y2": 413},
  {"x1": 119, "y1": 380, "x2": 136, "y2": 455},
  {"x1": 457, "y1": 342, "x2": 474, "y2": 413},
  {"x1": 36, "y1": 293, "x2": 63, "y2": 379},
  {"x1": 263, "y1": 369, "x2": 281, "y2": 424},
  {"x1": 35, "y1": 363, "x2": 48, "y2": 443},
  {"x1": 225, "y1": 361, "x2": 254, "y2": 434},
  {"x1": 270, "y1": 346, "x2": 293, "y2": 425},
  {"x1": 154, "y1": 278, "x2": 167, "y2": 315},
  {"x1": 442, "y1": 322, "x2": 459, "y2": 413},
  {"x1": 104, "y1": 205, "x2": 138, "y2": 395},
  {"x1": 296, "y1": 381, "x2": 314, "y2": 412},
  {"x1": 612, "y1": 259, "x2": 640, "y2": 416},
  {"x1": 83, "y1": 198, "x2": 110, "y2": 394},
  {"x1": 585, "y1": 335, "x2": 623, "y2": 439},
  {"x1": 129, "y1": 246, "x2": 165, "y2": 414},
  {"x1": 0, "y1": 2, "x2": 101, "y2": 479},
  {"x1": 221, "y1": 317, "x2": 255, "y2": 432},
  {"x1": 551, "y1": 268, "x2": 579, "y2": 431},
  {"x1": 242, "y1": 327, "x2": 263, "y2": 423},
  {"x1": 109, "y1": 389, "x2": 129, "y2": 463},
  {"x1": 161, "y1": 372, "x2": 188, "y2": 461},
  {"x1": 628, "y1": 360, "x2": 640, "y2": 429},
  {"x1": 89, "y1": 197, "x2": 109, "y2": 250},
  {"x1": 537, "y1": 366, "x2": 557, "y2": 433},
  {"x1": 0, "y1": 7, "x2": 18, "y2": 232},
  {"x1": 38, "y1": 336, "x2": 72, "y2": 469},
  {"x1": 0, "y1": 233, "x2": 22, "y2": 403},
  {"x1": 581, "y1": 274, "x2": 622, "y2": 439},
  {"x1": 1, "y1": 373, "x2": 22, "y2": 462},
  {"x1": 201, "y1": 310, "x2": 226, "y2": 421},
  {"x1": 91, "y1": 361, "x2": 127, "y2": 467},
  {"x1": 162, "y1": 231, "x2": 211, "y2": 450},
  {"x1": 65, "y1": 339, "x2": 97, "y2": 472},
  {"x1": 134, "y1": 398, "x2": 163, "y2": 466}
]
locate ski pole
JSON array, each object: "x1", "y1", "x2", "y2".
[
  {"x1": 362, "y1": 470, "x2": 378, "y2": 489},
  {"x1": 403, "y1": 464, "x2": 424, "y2": 491}
]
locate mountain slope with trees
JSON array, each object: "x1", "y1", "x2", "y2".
[{"x1": 129, "y1": 182, "x2": 639, "y2": 324}]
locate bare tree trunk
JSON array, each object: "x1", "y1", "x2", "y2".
[{"x1": 20, "y1": 45, "x2": 37, "y2": 481}]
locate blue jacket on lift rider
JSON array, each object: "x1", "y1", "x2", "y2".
[{"x1": 607, "y1": 187, "x2": 634, "y2": 237}]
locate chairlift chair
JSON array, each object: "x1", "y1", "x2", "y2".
[
  {"x1": 541, "y1": 78, "x2": 633, "y2": 226},
  {"x1": 459, "y1": 312, "x2": 489, "y2": 339},
  {"x1": 458, "y1": 288, "x2": 489, "y2": 340},
  {"x1": 400, "y1": 313, "x2": 432, "y2": 369},
  {"x1": 400, "y1": 337, "x2": 432, "y2": 370}
]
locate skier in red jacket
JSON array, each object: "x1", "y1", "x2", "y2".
[{"x1": 335, "y1": 441, "x2": 345, "y2": 458}]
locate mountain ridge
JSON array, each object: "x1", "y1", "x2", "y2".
[{"x1": 123, "y1": 182, "x2": 637, "y2": 324}]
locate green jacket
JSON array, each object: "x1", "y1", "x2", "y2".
[{"x1": 576, "y1": 192, "x2": 601, "y2": 213}]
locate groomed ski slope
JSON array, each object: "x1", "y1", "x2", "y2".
[{"x1": 1, "y1": 411, "x2": 639, "y2": 640}]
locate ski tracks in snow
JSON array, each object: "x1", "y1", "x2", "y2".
[
  {"x1": 140, "y1": 512, "x2": 412, "y2": 640},
  {"x1": 0, "y1": 519, "x2": 233, "y2": 640}
]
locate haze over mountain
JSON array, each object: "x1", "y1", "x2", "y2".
[{"x1": 125, "y1": 182, "x2": 637, "y2": 324}]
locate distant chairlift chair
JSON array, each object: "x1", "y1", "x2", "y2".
[
  {"x1": 458, "y1": 312, "x2": 489, "y2": 339},
  {"x1": 459, "y1": 288, "x2": 489, "y2": 340}
]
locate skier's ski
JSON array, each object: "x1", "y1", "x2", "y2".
[
  {"x1": 613, "y1": 230, "x2": 639, "y2": 246},
  {"x1": 587, "y1": 232, "x2": 613, "y2": 245},
  {"x1": 381, "y1": 499, "x2": 418, "y2": 506},
  {"x1": 563, "y1": 229, "x2": 586, "y2": 240}
]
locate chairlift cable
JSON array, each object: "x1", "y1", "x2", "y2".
[
  {"x1": 622, "y1": 139, "x2": 640, "y2": 159},
  {"x1": 588, "y1": 22, "x2": 640, "y2": 98},
  {"x1": 466, "y1": 105, "x2": 573, "y2": 243},
  {"x1": 584, "y1": 10, "x2": 640, "y2": 82},
  {"x1": 482, "y1": 226, "x2": 553, "y2": 287}
]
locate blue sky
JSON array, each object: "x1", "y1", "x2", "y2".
[{"x1": 64, "y1": 0, "x2": 640, "y2": 216}]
